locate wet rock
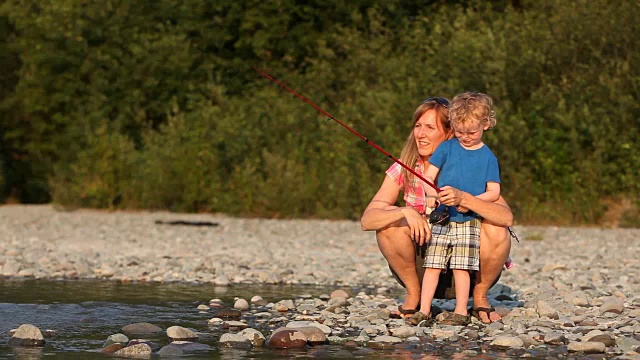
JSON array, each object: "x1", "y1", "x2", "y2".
[
  {"x1": 239, "y1": 328, "x2": 266, "y2": 347},
  {"x1": 197, "y1": 304, "x2": 210, "y2": 311},
  {"x1": 234, "y1": 298, "x2": 250, "y2": 310},
  {"x1": 221, "y1": 320, "x2": 248, "y2": 330},
  {"x1": 251, "y1": 296, "x2": 268, "y2": 306},
  {"x1": 207, "y1": 317, "x2": 224, "y2": 326},
  {"x1": 268, "y1": 328, "x2": 307, "y2": 349},
  {"x1": 167, "y1": 341, "x2": 212, "y2": 353},
  {"x1": 219, "y1": 333, "x2": 252, "y2": 349},
  {"x1": 166, "y1": 326, "x2": 198, "y2": 341},
  {"x1": 101, "y1": 343, "x2": 123, "y2": 353},
  {"x1": 121, "y1": 322, "x2": 162, "y2": 335},
  {"x1": 216, "y1": 309, "x2": 242, "y2": 319},
  {"x1": 114, "y1": 343, "x2": 152, "y2": 357},
  {"x1": 331, "y1": 289, "x2": 350, "y2": 299},
  {"x1": 8, "y1": 324, "x2": 45, "y2": 347},
  {"x1": 567, "y1": 341, "x2": 606, "y2": 353},
  {"x1": 157, "y1": 345, "x2": 184, "y2": 356},
  {"x1": 296, "y1": 326, "x2": 327, "y2": 345},
  {"x1": 105, "y1": 333, "x2": 129, "y2": 347}
]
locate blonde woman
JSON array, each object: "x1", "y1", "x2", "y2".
[{"x1": 360, "y1": 97, "x2": 513, "y2": 324}]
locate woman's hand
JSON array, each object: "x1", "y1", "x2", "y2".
[{"x1": 401, "y1": 207, "x2": 431, "y2": 246}]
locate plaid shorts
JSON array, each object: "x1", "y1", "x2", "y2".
[{"x1": 423, "y1": 219, "x2": 480, "y2": 271}]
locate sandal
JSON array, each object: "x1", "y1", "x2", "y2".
[
  {"x1": 389, "y1": 302, "x2": 421, "y2": 319},
  {"x1": 436, "y1": 311, "x2": 471, "y2": 326},
  {"x1": 407, "y1": 311, "x2": 432, "y2": 326},
  {"x1": 471, "y1": 306, "x2": 499, "y2": 324}
]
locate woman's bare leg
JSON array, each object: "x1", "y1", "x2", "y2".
[
  {"x1": 474, "y1": 221, "x2": 511, "y2": 323},
  {"x1": 376, "y1": 222, "x2": 421, "y2": 312}
]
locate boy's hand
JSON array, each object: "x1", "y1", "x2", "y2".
[
  {"x1": 456, "y1": 205, "x2": 469, "y2": 213},
  {"x1": 426, "y1": 196, "x2": 437, "y2": 209}
]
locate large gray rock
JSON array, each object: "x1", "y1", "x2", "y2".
[{"x1": 121, "y1": 322, "x2": 162, "y2": 335}]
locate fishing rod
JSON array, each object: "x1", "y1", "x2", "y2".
[{"x1": 252, "y1": 67, "x2": 441, "y2": 193}]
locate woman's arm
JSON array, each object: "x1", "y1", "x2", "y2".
[
  {"x1": 438, "y1": 185, "x2": 513, "y2": 227},
  {"x1": 360, "y1": 175, "x2": 407, "y2": 231}
]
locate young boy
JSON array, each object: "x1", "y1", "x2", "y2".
[{"x1": 410, "y1": 92, "x2": 501, "y2": 326}]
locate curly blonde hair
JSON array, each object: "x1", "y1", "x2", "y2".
[{"x1": 449, "y1": 92, "x2": 497, "y2": 130}]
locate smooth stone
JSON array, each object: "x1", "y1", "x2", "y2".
[
  {"x1": 599, "y1": 298, "x2": 625, "y2": 314},
  {"x1": 105, "y1": 333, "x2": 129, "y2": 346},
  {"x1": 330, "y1": 289, "x2": 350, "y2": 299},
  {"x1": 535, "y1": 300, "x2": 559, "y2": 319},
  {"x1": 296, "y1": 326, "x2": 327, "y2": 345},
  {"x1": 168, "y1": 341, "x2": 212, "y2": 352},
  {"x1": 166, "y1": 326, "x2": 198, "y2": 341},
  {"x1": 239, "y1": 328, "x2": 266, "y2": 347},
  {"x1": 222, "y1": 320, "x2": 248, "y2": 330},
  {"x1": 114, "y1": 343, "x2": 153, "y2": 357},
  {"x1": 268, "y1": 328, "x2": 307, "y2": 349},
  {"x1": 121, "y1": 323, "x2": 162, "y2": 335},
  {"x1": 234, "y1": 298, "x2": 250, "y2": 310},
  {"x1": 219, "y1": 333, "x2": 252, "y2": 349},
  {"x1": 101, "y1": 343, "x2": 123, "y2": 353},
  {"x1": 543, "y1": 332, "x2": 566, "y2": 345},
  {"x1": 216, "y1": 309, "x2": 242, "y2": 319},
  {"x1": 567, "y1": 341, "x2": 606, "y2": 353},
  {"x1": 491, "y1": 336, "x2": 524, "y2": 349},
  {"x1": 251, "y1": 296, "x2": 268, "y2": 306},
  {"x1": 8, "y1": 324, "x2": 45, "y2": 347},
  {"x1": 157, "y1": 345, "x2": 184, "y2": 356},
  {"x1": 582, "y1": 330, "x2": 615, "y2": 346}
]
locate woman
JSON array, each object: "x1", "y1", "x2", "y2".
[{"x1": 360, "y1": 97, "x2": 513, "y2": 324}]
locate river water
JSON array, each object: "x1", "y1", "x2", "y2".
[{"x1": 0, "y1": 279, "x2": 416, "y2": 359}]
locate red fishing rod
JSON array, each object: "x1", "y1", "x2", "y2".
[{"x1": 252, "y1": 67, "x2": 441, "y2": 193}]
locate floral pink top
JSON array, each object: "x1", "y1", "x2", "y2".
[{"x1": 385, "y1": 159, "x2": 428, "y2": 214}]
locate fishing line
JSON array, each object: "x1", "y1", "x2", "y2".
[{"x1": 252, "y1": 67, "x2": 441, "y2": 193}]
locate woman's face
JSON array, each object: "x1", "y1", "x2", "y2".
[{"x1": 413, "y1": 109, "x2": 448, "y2": 159}]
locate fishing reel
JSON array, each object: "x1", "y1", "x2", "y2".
[{"x1": 429, "y1": 203, "x2": 450, "y2": 226}]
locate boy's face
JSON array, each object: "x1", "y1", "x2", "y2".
[{"x1": 453, "y1": 120, "x2": 488, "y2": 149}]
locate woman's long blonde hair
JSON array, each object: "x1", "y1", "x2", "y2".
[{"x1": 399, "y1": 100, "x2": 452, "y2": 183}]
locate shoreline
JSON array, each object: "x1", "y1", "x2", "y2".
[{"x1": 2, "y1": 205, "x2": 640, "y2": 357}]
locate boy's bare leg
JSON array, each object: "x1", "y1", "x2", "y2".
[
  {"x1": 453, "y1": 269, "x2": 471, "y2": 315},
  {"x1": 418, "y1": 268, "x2": 441, "y2": 316},
  {"x1": 376, "y1": 223, "x2": 421, "y2": 313},
  {"x1": 474, "y1": 222, "x2": 511, "y2": 323}
]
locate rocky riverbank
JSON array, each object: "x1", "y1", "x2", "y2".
[{"x1": 1, "y1": 205, "x2": 640, "y2": 358}]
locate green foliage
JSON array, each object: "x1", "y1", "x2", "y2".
[
  {"x1": 0, "y1": 0, "x2": 638, "y2": 225},
  {"x1": 50, "y1": 123, "x2": 136, "y2": 208}
]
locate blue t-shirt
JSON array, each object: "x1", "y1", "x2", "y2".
[{"x1": 429, "y1": 139, "x2": 500, "y2": 222}]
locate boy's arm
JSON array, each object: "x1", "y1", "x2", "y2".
[
  {"x1": 423, "y1": 164, "x2": 440, "y2": 208},
  {"x1": 475, "y1": 182, "x2": 500, "y2": 203}
]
